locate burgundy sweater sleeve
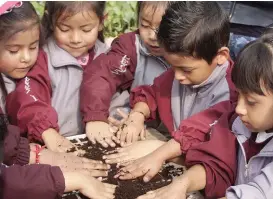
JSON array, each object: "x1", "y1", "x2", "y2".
[
  {"x1": 3, "y1": 125, "x2": 30, "y2": 166},
  {"x1": 80, "y1": 32, "x2": 138, "y2": 123},
  {"x1": 6, "y1": 50, "x2": 59, "y2": 142},
  {"x1": 130, "y1": 69, "x2": 174, "y2": 121},
  {"x1": 172, "y1": 100, "x2": 236, "y2": 153},
  {"x1": 0, "y1": 164, "x2": 65, "y2": 199},
  {"x1": 184, "y1": 110, "x2": 237, "y2": 198}
]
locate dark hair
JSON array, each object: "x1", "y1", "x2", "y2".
[
  {"x1": 0, "y1": 113, "x2": 8, "y2": 142},
  {"x1": 136, "y1": 1, "x2": 174, "y2": 25},
  {"x1": 42, "y1": 1, "x2": 105, "y2": 42},
  {"x1": 0, "y1": 2, "x2": 40, "y2": 42},
  {"x1": 158, "y1": 1, "x2": 230, "y2": 64},
  {"x1": 232, "y1": 33, "x2": 273, "y2": 95}
]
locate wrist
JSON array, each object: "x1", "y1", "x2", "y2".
[
  {"x1": 42, "y1": 128, "x2": 58, "y2": 140},
  {"x1": 129, "y1": 111, "x2": 146, "y2": 121},
  {"x1": 63, "y1": 171, "x2": 83, "y2": 192}
]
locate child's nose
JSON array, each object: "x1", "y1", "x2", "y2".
[
  {"x1": 20, "y1": 50, "x2": 31, "y2": 63},
  {"x1": 174, "y1": 71, "x2": 186, "y2": 81},
  {"x1": 71, "y1": 31, "x2": 81, "y2": 44},
  {"x1": 235, "y1": 99, "x2": 247, "y2": 116}
]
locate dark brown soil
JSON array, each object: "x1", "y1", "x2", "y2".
[{"x1": 63, "y1": 138, "x2": 183, "y2": 199}]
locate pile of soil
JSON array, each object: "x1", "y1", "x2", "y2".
[{"x1": 62, "y1": 138, "x2": 183, "y2": 199}]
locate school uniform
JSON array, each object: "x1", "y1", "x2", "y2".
[
  {"x1": 130, "y1": 59, "x2": 237, "y2": 139},
  {"x1": 80, "y1": 30, "x2": 170, "y2": 123},
  {"x1": 6, "y1": 37, "x2": 108, "y2": 141}
]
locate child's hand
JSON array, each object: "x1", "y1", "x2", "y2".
[
  {"x1": 79, "y1": 176, "x2": 116, "y2": 199},
  {"x1": 116, "y1": 111, "x2": 146, "y2": 146},
  {"x1": 40, "y1": 149, "x2": 110, "y2": 177},
  {"x1": 103, "y1": 140, "x2": 165, "y2": 165},
  {"x1": 86, "y1": 121, "x2": 119, "y2": 148},
  {"x1": 136, "y1": 177, "x2": 188, "y2": 199},
  {"x1": 42, "y1": 128, "x2": 75, "y2": 152},
  {"x1": 108, "y1": 108, "x2": 129, "y2": 132},
  {"x1": 64, "y1": 172, "x2": 116, "y2": 199},
  {"x1": 115, "y1": 152, "x2": 164, "y2": 182}
]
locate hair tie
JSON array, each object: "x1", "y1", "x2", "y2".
[{"x1": 0, "y1": 1, "x2": 22, "y2": 16}]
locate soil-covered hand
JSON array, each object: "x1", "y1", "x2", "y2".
[
  {"x1": 40, "y1": 149, "x2": 110, "y2": 177},
  {"x1": 115, "y1": 111, "x2": 146, "y2": 146},
  {"x1": 136, "y1": 177, "x2": 188, "y2": 199},
  {"x1": 115, "y1": 152, "x2": 164, "y2": 182},
  {"x1": 42, "y1": 128, "x2": 75, "y2": 152},
  {"x1": 103, "y1": 140, "x2": 165, "y2": 165},
  {"x1": 79, "y1": 176, "x2": 116, "y2": 199},
  {"x1": 86, "y1": 121, "x2": 119, "y2": 148}
]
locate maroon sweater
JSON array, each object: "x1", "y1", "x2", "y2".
[{"x1": 0, "y1": 107, "x2": 65, "y2": 199}]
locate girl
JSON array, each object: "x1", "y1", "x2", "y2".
[
  {"x1": 80, "y1": 1, "x2": 175, "y2": 148},
  {"x1": 6, "y1": 2, "x2": 109, "y2": 153},
  {"x1": 0, "y1": 2, "x2": 115, "y2": 199}
]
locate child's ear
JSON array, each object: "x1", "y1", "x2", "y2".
[{"x1": 216, "y1": 47, "x2": 230, "y2": 65}]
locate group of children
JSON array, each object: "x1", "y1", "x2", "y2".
[{"x1": 0, "y1": 1, "x2": 272, "y2": 199}]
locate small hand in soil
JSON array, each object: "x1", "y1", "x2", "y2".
[
  {"x1": 103, "y1": 140, "x2": 166, "y2": 165},
  {"x1": 86, "y1": 121, "x2": 119, "y2": 148},
  {"x1": 79, "y1": 176, "x2": 116, "y2": 199},
  {"x1": 40, "y1": 149, "x2": 110, "y2": 177},
  {"x1": 108, "y1": 108, "x2": 129, "y2": 132},
  {"x1": 42, "y1": 128, "x2": 76, "y2": 152},
  {"x1": 136, "y1": 177, "x2": 188, "y2": 199},
  {"x1": 115, "y1": 152, "x2": 164, "y2": 182},
  {"x1": 115, "y1": 111, "x2": 146, "y2": 146}
]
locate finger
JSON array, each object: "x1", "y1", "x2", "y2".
[
  {"x1": 86, "y1": 133, "x2": 96, "y2": 144},
  {"x1": 117, "y1": 109, "x2": 129, "y2": 120},
  {"x1": 105, "y1": 183, "x2": 117, "y2": 189},
  {"x1": 137, "y1": 191, "x2": 156, "y2": 199},
  {"x1": 111, "y1": 135, "x2": 120, "y2": 144},
  {"x1": 85, "y1": 163, "x2": 110, "y2": 170},
  {"x1": 116, "y1": 129, "x2": 122, "y2": 140},
  {"x1": 97, "y1": 138, "x2": 109, "y2": 148},
  {"x1": 140, "y1": 129, "x2": 146, "y2": 140},
  {"x1": 82, "y1": 158, "x2": 103, "y2": 164},
  {"x1": 125, "y1": 131, "x2": 133, "y2": 145},
  {"x1": 120, "y1": 128, "x2": 128, "y2": 146},
  {"x1": 119, "y1": 166, "x2": 147, "y2": 180},
  {"x1": 132, "y1": 129, "x2": 139, "y2": 142},
  {"x1": 104, "y1": 137, "x2": 116, "y2": 147},
  {"x1": 108, "y1": 116, "x2": 122, "y2": 127},
  {"x1": 102, "y1": 152, "x2": 125, "y2": 160},
  {"x1": 89, "y1": 170, "x2": 108, "y2": 177},
  {"x1": 143, "y1": 168, "x2": 158, "y2": 182}
]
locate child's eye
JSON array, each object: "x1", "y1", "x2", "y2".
[
  {"x1": 82, "y1": 29, "x2": 92, "y2": 33},
  {"x1": 246, "y1": 100, "x2": 256, "y2": 106},
  {"x1": 58, "y1": 26, "x2": 69, "y2": 32},
  {"x1": 141, "y1": 23, "x2": 149, "y2": 28},
  {"x1": 29, "y1": 46, "x2": 37, "y2": 50},
  {"x1": 9, "y1": 50, "x2": 18, "y2": 54}
]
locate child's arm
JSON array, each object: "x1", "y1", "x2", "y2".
[
  {"x1": 3, "y1": 124, "x2": 30, "y2": 166},
  {"x1": 225, "y1": 161, "x2": 273, "y2": 199},
  {"x1": 6, "y1": 50, "x2": 74, "y2": 152},
  {"x1": 80, "y1": 32, "x2": 138, "y2": 147}
]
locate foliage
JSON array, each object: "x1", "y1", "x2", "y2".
[{"x1": 31, "y1": 1, "x2": 138, "y2": 38}]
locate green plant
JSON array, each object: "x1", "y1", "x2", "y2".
[
  {"x1": 31, "y1": 1, "x2": 138, "y2": 38},
  {"x1": 104, "y1": 1, "x2": 138, "y2": 38}
]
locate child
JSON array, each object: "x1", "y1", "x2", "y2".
[
  {"x1": 6, "y1": 2, "x2": 109, "y2": 152},
  {"x1": 80, "y1": 1, "x2": 174, "y2": 148},
  {"x1": 0, "y1": 2, "x2": 115, "y2": 199},
  {"x1": 119, "y1": 33, "x2": 273, "y2": 199},
  {"x1": 104, "y1": 1, "x2": 237, "y2": 165}
]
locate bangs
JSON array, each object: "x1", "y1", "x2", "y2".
[{"x1": 232, "y1": 39, "x2": 273, "y2": 95}]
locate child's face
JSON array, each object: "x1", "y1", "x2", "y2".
[
  {"x1": 54, "y1": 10, "x2": 103, "y2": 58},
  {"x1": 164, "y1": 48, "x2": 229, "y2": 85},
  {"x1": 236, "y1": 88, "x2": 273, "y2": 132},
  {"x1": 0, "y1": 23, "x2": 39, "y2": 79},
  {"x1": 138, "y1": 5, "x2": 165, "y2": 56}
]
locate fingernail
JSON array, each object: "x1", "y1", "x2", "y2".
[
  {"x1": 143, "y1": 177, "x2": 149, "y2": 182},
  {"x1": 102, "y1": 156, "x2": 106, "y2": 159}
]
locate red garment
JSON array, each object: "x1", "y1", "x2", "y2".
[
  {"x1": 129, "y1": 60, "x2": 237, "y2": 153},
  {"x1": 185, "y1": 107, "x2": 238, "y2": 198},
  {"x1": 0, "y1": 106, "x2": 65, "y2": 199},
  {"x1": 1, "y1": 164, "x2": 65, "y2": 199},
  {"x1": 80, "y1": 31, "x2": 138, "y2": 123}
]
